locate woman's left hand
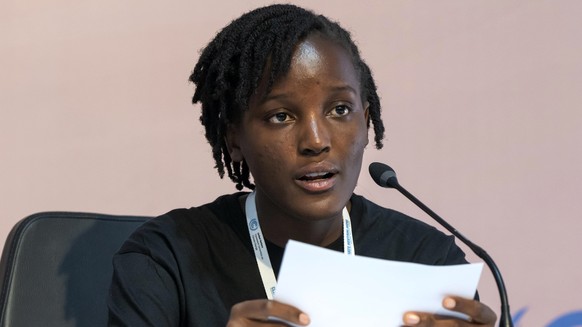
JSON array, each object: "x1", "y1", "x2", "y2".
[{"x1": 402, "y1": 296, "x2": 497, "y2": 326}]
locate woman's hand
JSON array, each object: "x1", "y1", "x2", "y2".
[
  {"x1": 402, "y1": 296, "x2": 497, "y2": 326},
  {"x1": 227, "y1": 299, "x2": 310, "y2": 326}
]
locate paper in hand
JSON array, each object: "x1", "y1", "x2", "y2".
[{"x1": 274, "y1": 240, "x2": 483, "y2": 327}]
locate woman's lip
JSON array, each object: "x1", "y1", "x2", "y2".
[
  {"x1": 294, "y1": 162, "x2": 339, "y2": 180},
  {"x1": 294, "y1": 174, "x2": 337, "y2": 193}
]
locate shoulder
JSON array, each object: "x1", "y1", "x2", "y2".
[
  {"x1": 351, "y1": 194, "x2": 437, "y2": 236},
  {"x1": 116, "y1": 192, "x2": 248, "y2": 259},
  {"x1": 350, "y1": 194, "x2": 467, "y2": 265}
]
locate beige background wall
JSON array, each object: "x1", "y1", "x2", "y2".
[{"x1": 1, "y1": 0, "x2": 581, "y2": 325}]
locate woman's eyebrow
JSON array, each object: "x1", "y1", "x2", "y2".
[
  {"x1": 327, "y1": 84, "x2": 358, "y2": 95},
  {"x1": 260, "y1": 84, "x2": 358, "y2": 103},
  {"x1": 260, "y1": 92, "x2": 289, "y2": 104}
]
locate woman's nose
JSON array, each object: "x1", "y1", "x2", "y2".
[{"x1": 298, "y1": 116, "x2": 331, "y2": 156}]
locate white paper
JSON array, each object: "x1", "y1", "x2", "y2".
[{"x1": 274, "y1": 240, "x2": 483, "y2": 327}]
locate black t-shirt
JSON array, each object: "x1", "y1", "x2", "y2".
[{"x1": 108, "y1": 193, "x2": 468, "y2": 326}]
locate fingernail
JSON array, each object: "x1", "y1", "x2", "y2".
[
  {"x1": 443, "y1": 297, "x2": 456, "y2": 309},
  {"x1": 299, "y1": 313, "x2": 310, "y2": 325},
  {"x1": 404, "y1": 313, "x2": 420, "y2": 325}
]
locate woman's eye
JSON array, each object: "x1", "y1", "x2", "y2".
[
  {"x1": 267, "y1": 112, "x2": 292, "y2": 123},
  {"x1": 329, "y1": 105, "x2": 351, "y2": 117}
]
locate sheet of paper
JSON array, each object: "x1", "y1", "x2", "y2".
[{"x1": 274, "y1": 240, "x2": 483, "y2": 327}]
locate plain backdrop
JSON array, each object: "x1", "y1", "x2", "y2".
[{"x1": 1, "y1": 1, "x2": 581, "y2": 325}]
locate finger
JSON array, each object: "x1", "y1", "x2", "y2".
[
  {"x1": 229, "y1": 299, "x2": 310, "y2": 326},
  {"x1": 443, "y1": 296, "x2": 497, "y2": 324},
  {"x1": 402, "y1": 312, "x2": 447, "y2": 327},
  {"x1": 403, "y1": 311, "x2": 484, "y2": 327},
  {"x1": 402, "y1": 312, "x2": 422, "y2": 326}
]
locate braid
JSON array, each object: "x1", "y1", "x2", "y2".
[{"x1": 189, "y1": 4, "x2": 385, "y2": 189}]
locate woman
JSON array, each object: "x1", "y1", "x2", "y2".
[{"x1": 108, "y1": 4, "x2": 496, "y2": 326}]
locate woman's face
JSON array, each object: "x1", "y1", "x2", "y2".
[{"x1": 227, "y1": 34, "x2": 369, "y2": 223}]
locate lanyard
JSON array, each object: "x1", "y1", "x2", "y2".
[{"x1": 244, "y1": 191, "x2": 355, "y2": 300}]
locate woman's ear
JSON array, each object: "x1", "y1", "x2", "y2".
[{"x1": 225, "y1": 124, "x2": 244, "y2": 162}]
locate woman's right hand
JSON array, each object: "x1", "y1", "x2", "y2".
[{"x1": 227, "y1": 299, "x2": 310, "y2": 326}]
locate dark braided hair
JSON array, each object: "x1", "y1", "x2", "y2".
[{"x1": 189, "y1": 4, "x2": 385, "y2": 190}]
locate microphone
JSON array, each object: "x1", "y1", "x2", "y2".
[{"x1": 369, "y1": 162, "x2": 513, "y2": 327}]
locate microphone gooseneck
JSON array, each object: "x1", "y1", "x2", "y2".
[{"x1": 368, "y1": 162, "x2": 513, "y2": 327}]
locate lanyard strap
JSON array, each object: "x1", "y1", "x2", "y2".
[{"x1": 244, "y1": 191, "x2": 355, "y2": 300}]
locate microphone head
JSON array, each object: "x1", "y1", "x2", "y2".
[{"x1": 369, "y1": 162, "x2": 399, "y2": 188}]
